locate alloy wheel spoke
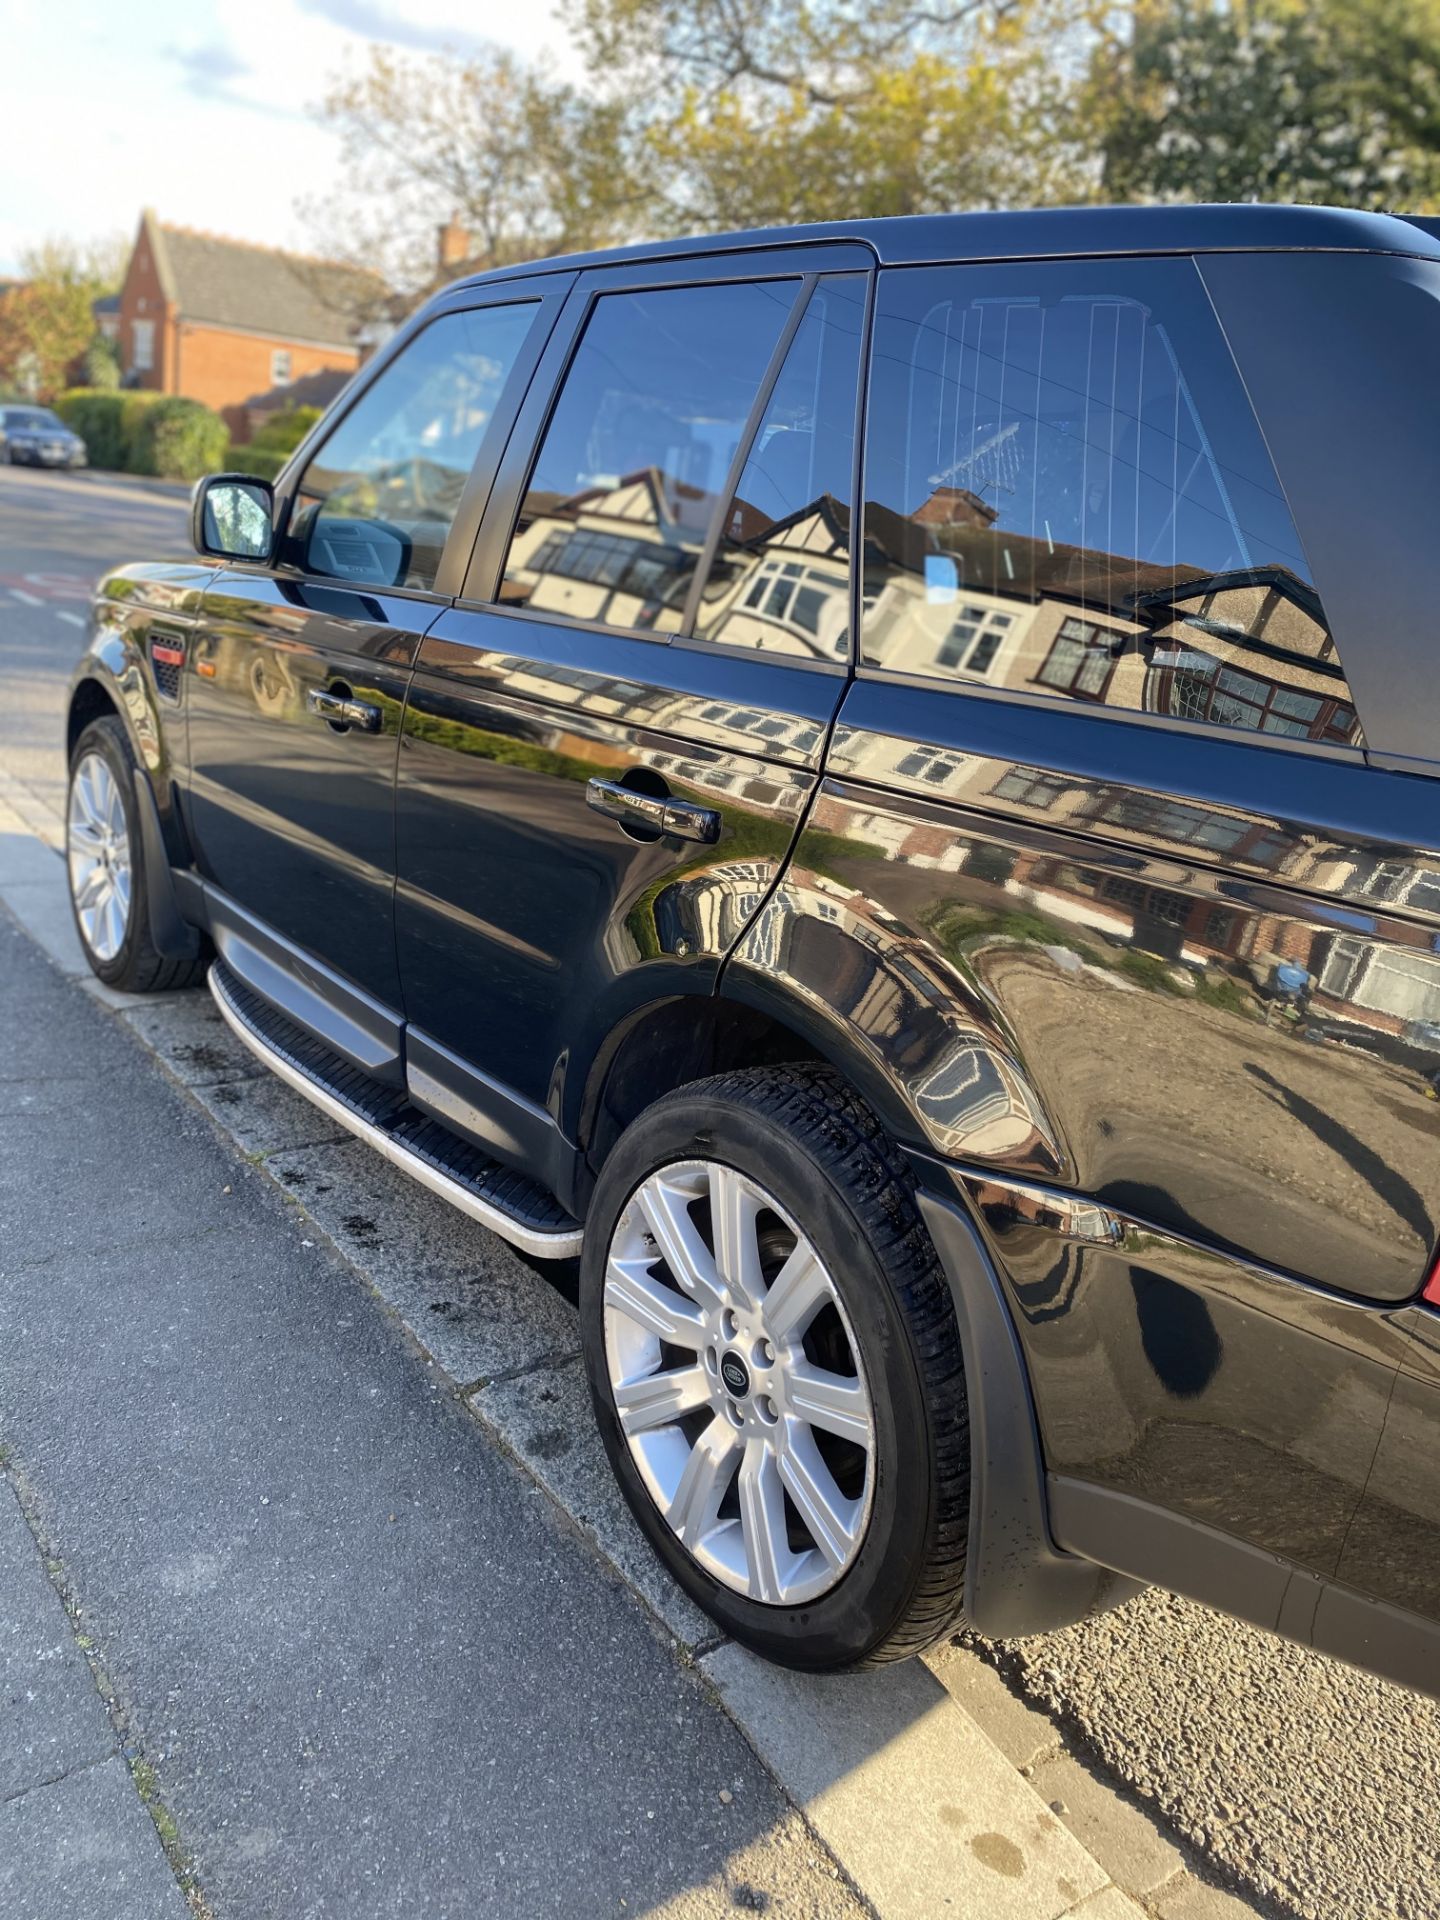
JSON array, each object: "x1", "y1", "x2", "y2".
[
  {"x1": 738, "y1": 1439, "x2": 789, "y2": 1604},
  {"x1": 778, "y1": 1423, "x2": 860, "y2": 1569},
  {"x1": 604, "y1": 1254, "x2": 706, "y2": 1349},
  {"x1": 73, "y1": 865, "x2": 109, "y2": 912},
  {"x1": 613, "y1": 1363, "x2": 711, "y2": 1436},
  {"x1": 761, "y1": 1242, "x2": 829, "y2": 1345},
  {"x1": 667, "y1": 1415, "x2": 741, "y2": 1548},
  {"x1": 710, "y1": 1163, "x2": 767, "y2": 1310},
  {"x1": 635, "y1": 1175, "x2": 724, "y2": 1313},
  {"x1": 787, "y1": 1362, "x2": 874, "y2": 1449}
]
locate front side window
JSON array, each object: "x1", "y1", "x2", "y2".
[
  {"x1": 691, "y1": 274, "x2": 865, "y2": 659},
  {"x1": 500, "y1": 280, "x2": 800, "y2": 634},
  {"x1": 861, "y1": 258, "x2": 1363, "y2": 748},
  {"x1": 291, "y1": 301, "x2": 537, "y2": 592},
  {"x1": 131, "y1": 318, "x2": 155, "y2": 372},
  {"x1": 271, "y1": 348, "x2": 293, "y2": 387}
]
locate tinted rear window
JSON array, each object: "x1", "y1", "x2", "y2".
[{"x1": 861, "y1": 257, "x2": 1362, "y2": 749}]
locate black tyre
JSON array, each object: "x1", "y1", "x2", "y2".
[
  {"x1": 65, "y1": 716, "x2": 207, "y2": 993},
  {"x1": 580, "y1": 1063, "x2": 970, "y2": 1669}
]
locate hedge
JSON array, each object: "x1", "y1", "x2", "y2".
[
  {"x1": 227, "y1": 405, "x2": 324, "y2": 484},
  {"x1": 54, "y1": 389, "x2": 229, "y2": 481}
]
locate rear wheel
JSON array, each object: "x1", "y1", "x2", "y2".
[
  {"x1": 580, "y1": 1063, "x2": 970, "y2": 1669},
  {"x1": 66, "y1": 716, "x2": 207, "y2": 993}
]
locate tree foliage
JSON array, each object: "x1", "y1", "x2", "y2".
[
  {"x1": 0, "y1": 237, "x2": 125, "y2": 402},
  {"x1": 304, "y1": 0, "x2": 1440, "y2": 308},
  {"x1": 1095, "y1": 0, "x2": 1440, "y2": 209},
  {"x1": 305, "y1": 44, "x2": 642, "y2": 296}
]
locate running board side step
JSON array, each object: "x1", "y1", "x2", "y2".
[{"x1": 209, "y1": 962, "x2": 584, "y2": 1260}]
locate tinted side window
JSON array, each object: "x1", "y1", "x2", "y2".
[
  {"x1": 291, "y1": 301, "x2": 537, "y2": 592},
  {"x1": 500, "y1": 280, "x2": 800, "y2": 634},
  {"x1": 692, "y1": 274, "x2": 865, "y2": 661},
  {"x1": 862, "y1": 259, "x2": 1363, "y2": 748}
]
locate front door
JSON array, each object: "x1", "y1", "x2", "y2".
[
  {"x1": 186, "y1": 283, "x2": 563, "y2": 1030},
  {"x1": 393, "y1": 252, "x2": 871, "y2": 1180}
]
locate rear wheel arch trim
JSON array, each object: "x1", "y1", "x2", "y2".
[{"x1": 912, "y1": 1177, "x2": 1137, "y2": 1636}]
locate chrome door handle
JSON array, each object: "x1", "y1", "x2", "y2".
[
  {"x1": 307, "y1": 687, "x2": 381, "y2": 733},
  {"x1": 585, "y1": 778, "x2": 721, "y2": 845}
]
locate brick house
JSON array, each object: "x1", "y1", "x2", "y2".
[{"x1": 115, "y1": 210, "x2": 370, "y2": 439}]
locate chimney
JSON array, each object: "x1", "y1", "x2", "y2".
[{"x1": 437, "y1": 217, "x2": 471, "y2": 273}]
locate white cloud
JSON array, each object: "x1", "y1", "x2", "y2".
[{"x1": 0, "y1": 0, "x2": 576, "y2": 275}]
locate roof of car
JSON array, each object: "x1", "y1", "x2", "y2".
[{"x1": 457, "y1": 204, "x2": 1440, "y2": 290}]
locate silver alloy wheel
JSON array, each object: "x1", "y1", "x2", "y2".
[
  {"x1": 67, "y1": 750, "x2": 132, "y2": 963},
  {"x1": 603, "y1": 1158, "x2": 875, "y2": 1606}
]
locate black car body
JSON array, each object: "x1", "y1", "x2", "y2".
[
  {"x1": 3, "y1": 405, "x2": 87, "y2": 468},
  {"x1": 65, "y1": 205, "x2": 1440, "y2": 1692}
]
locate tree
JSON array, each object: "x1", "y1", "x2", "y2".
[
  {"x1": 1094, "y1": 0, "x2": 1440, "y2": 209},
  {"x1": 305, "y1": 43, "x2": 643, "y2": 302},
  {"x1": 567, "y1": 0, "x2": 1101, "y2": 227},
  {"x1": 0, "y1": 236, "x2": 127, "y2": 402}
]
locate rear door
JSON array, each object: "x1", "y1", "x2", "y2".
[
  {"x1": 732, "y1": 249, "x2": 1440, "y2": 1585},
  {"x1": 185, "y1": 278, "x2": 565, "y2": 1045},
  {"x1": 392, "y1": 247, "x2": 870, "y2": 1184}
]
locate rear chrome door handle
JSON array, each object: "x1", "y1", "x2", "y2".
[
  {"x1": 306, "y1": 687, "x2": 382, "y2": 733},
  {"x1": 585, "y1": 778, "x2": 721, "y2": 844}
]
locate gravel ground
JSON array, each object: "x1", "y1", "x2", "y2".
[{"x1": 974, "y1": 1588, "x2": 1439, "y2": 1920}]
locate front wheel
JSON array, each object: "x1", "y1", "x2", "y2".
[
  {"x1": 66, "y1": 716, "x2": 207, "y2": 993},
  {"x1": 580, "y1": 1064, "x2": 971, "y2": 1669}
]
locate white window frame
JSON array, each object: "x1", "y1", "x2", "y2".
[
  {"x1": 131, "y1": 318, "x2": 155, "y2": 373},
  {"x1": 271, "y1": 348, "x2": 293, "y2": 387}
]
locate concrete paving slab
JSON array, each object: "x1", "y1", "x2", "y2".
[
  {"x1": 1065, "y1": 1892, "x2": 1151, "y2": 1920},
  {"x1": 1155, "y1": 1875, "x2": 1267, "y2": 1919},
  {"x1": 118, "y1": 991, "x2": 265, "y2": 1086},
  {"x1": 0, "y1": 1758, "x2": 191, "y2": 1920},
  {"x1": 927, "y1": 1640, "x2": 1059, "y2": 1771},
  {"x1": 185, "y1": 1071, "x2": 350, "y2": 1158},
  {"x1": 0, "y1": 1480, "x2": 113, "y2": 1801},
  {"x1": 1028, "y1": 1750, "x2": 1185, "y2": 1900},
  {"x1": 266, "y1": 1138, "x2": 581, "y2": 1385},
  {"x1": 702, "y1": 1642, "x2": 1110, "y2": 1920},
  {"x1": 472, "y1": 1357, "x2": 716, "y2": 1650}
]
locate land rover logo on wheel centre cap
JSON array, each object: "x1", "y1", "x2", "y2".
[{"x1": 720, "y1": 1351, "x2": 751, "y2": 1399}]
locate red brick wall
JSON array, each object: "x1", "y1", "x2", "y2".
[
  {"x1": 116, "y1": 231, "x2": 174, "y2": 393},
  {"x1": 174, "y1": 325, "x2": 359, "y2": 440}
]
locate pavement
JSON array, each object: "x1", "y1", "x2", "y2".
[{"x1": 0, "y1": 462, "x2": 1429, "y2": 1920}]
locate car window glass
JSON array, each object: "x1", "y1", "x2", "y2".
[
  {"x1": 691, "y1": 274, "x2": 864, "y2": 661},
  {"x1": 862, "y1": 259, "x2": 1362, "y2": 748},
  {"x1": 291, "y1": 301, "x2": 537, "y2": 592},
  {"x1": 499, "y1": 280, "x2": 800, "y2": 634}
]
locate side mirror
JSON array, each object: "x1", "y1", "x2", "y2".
[{"x1": 191, "y1": 473, "x2": 275, "y2": 563}]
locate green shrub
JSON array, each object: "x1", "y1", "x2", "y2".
[
  {"x1": 129, "y1": 397, "x2": 229, "y2": 481},
  {"x1": 229, "y1": 404, "x2": 324, "y2": 482},
  {"x1": 54, "y1": 388, "x2": 169, "y2": 471}
]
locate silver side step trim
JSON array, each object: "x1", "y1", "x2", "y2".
[{"x1": 209, "y1": 965, "x2": 585, "y2": 1260}]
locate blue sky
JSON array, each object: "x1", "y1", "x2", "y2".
[{"x1": 0, "y1": 0, "x2": 575, "y2": 275}]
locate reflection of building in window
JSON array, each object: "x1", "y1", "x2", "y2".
[
  {"x1": 1034, "y1": 619, "x2": 1115, "y2": 700},
  {"x1": 1354, "y1": 858, "x2": 1440, "y2": 916},
  {"x1": 735, "y1": 554, "x2": 849, "y2": 658},
  {"x1": 896, "y1": 746, "x2": 970, "y2": 786},
  {"x1": 1083, "y1": 789, "x2": 1249, "y2": 856},
  {"x1": 506, "y1": 469, "x2": 701, "y2": 634},
  {"x1": 938, "y1": 603, "x2": 1015, "y2": 674},
  {"x1": 1320, "y1": 934, "x2": 1440, "y2": 1029},
  {"x1": 991, "y1": 768, "x2": 1068, "y2": 810}
]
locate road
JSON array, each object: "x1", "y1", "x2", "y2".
[
  {"x1": 1, "y1": 466, "x2": 1435, "y2": 1920},
  {"x1": 0, "y1": 467, "x2": 191, "y2": 820}
]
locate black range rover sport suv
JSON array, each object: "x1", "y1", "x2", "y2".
[{"x1": 65, "y1": 205, "x2": 1440, "y2": 1693}]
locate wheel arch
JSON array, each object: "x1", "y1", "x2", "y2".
[{"x1": 578, "y1": 978, "x2": 1130, "y2": 1640}]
